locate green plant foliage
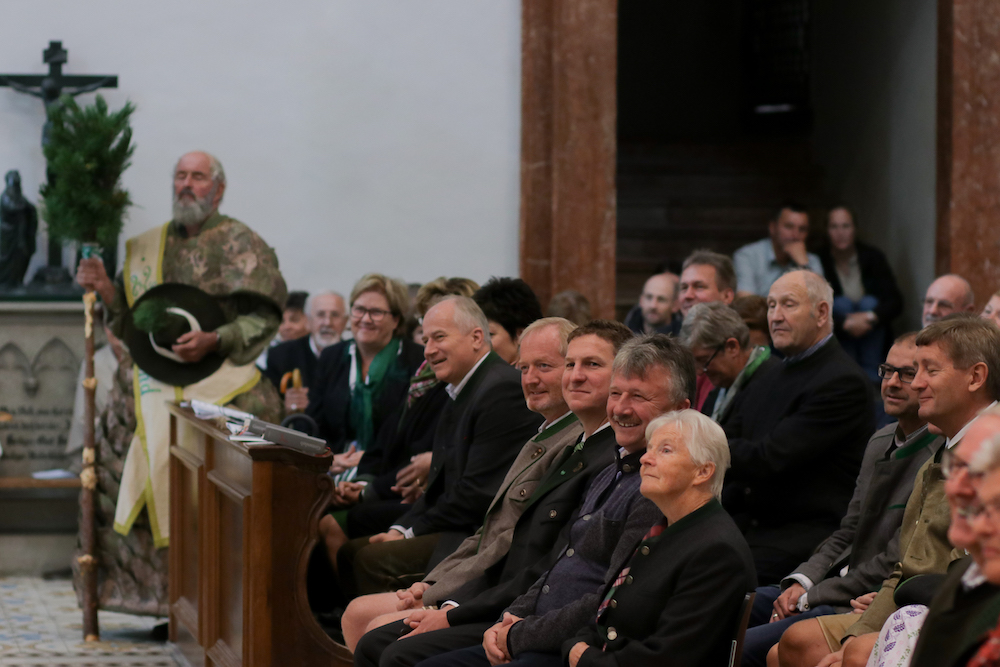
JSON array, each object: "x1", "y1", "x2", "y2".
[
  {"x1": 132, "y1": 298, "x2": 172, "y2": 334},
  {"x1": 40, "y1": 94, "x2": 135, "y2": 246}
]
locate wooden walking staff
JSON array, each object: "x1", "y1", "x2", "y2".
[
  {"x1": 4, "y1": 41, "x2": 133, "y2": 640},
  {"x1": 78, "y1": 287, "x2": 100, "y2": 641}
]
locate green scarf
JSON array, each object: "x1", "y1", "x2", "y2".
[
  {"x1": 348, "y1": 337, "x2": 403, "y2": 453},
  {"x1": 711, "y1": 346, "x2": 771, "y2": 423}
]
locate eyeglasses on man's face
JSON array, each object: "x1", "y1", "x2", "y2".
[
  {"x1": 877, "y1": 364, "x2": 916, "y2": 384},
  {"x1": 699, "y1": 345, "x2": 724, "y2": 375},
  {"x1": 941, "y1": 446, "x2": 985, "y2": 482}
]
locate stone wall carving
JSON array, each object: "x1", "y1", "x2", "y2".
[{"x1": 0, "y1": 337, "x2": 79, "y2": 477}]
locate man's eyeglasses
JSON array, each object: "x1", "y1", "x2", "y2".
[
  {"x1": 956, "y1": 499, "x2": 1000, "y2": 523},
  {"x1": 351, "y1": 305, "x2": 392, "y2": 322},
  {"x1": 941, "y1": 446, "x2": 983, "y2": 481},
  {"x1": 877, "y1": 364, "x2": 916, "y2": 383},
  {"x1": 700, "y1": 346, "x2": 724, "y2": 374}
]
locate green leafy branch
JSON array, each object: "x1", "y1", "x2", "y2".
[{"x1": 40, "y1": 94, "x2": 136, "y2": 246}]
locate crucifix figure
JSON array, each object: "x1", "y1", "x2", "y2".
[
  {"x1": 0, "y1": 41, "x2": 118, "y2": 148},
  {"x1": 0, "y1": 41, "x2": 118, "y2": 285}
]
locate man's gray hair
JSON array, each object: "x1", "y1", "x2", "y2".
[
  {"x1": 173, "y1": 151, "x2": 226, "y2": 206},
  {"x1": 793, "y1": 270, "x2": 834, "y2": 311},
  {"x1": 305, "y1": 291, "x2": 345, "y2": 316},
  {"x1": 612, "y1": 334, "x2": 696, "y2": 406},
  {"x1": 519, "y1": 317, "x2": 577, "y2": 357},
  {"x1": 437, "y1": 295, "x2": 492, "y2": 346},
  {"x1": 644, "y1": 409, "x2": 730, "y2": 500},
  {"x1": 206, "y1": 153, "x2": 226, "y2": 188},
  {"x1": 681, "y1": 302, "x2": 750, "y2": 350}
]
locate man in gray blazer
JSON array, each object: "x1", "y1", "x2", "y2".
[{"x1": 740, "y1": 332, "x2": 942, "y2": 666}]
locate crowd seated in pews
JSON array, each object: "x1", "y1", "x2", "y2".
[{"x1": 272, "y1": 204, "x2": 1000, "y2": 667}]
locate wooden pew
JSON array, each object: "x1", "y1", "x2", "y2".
[{"x1": 167, "y1": 402, "x2": 352, "y2": 666}]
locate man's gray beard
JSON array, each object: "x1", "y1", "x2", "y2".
[
  {"x1": 172, "y1": 194, "x2": 214, "y2": 227},
  {"x1": 313, "y1": 330, "x2": 341, "y2": 351}
]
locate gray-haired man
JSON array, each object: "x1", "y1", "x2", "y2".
[{"x1": 681, "y1": 301, "x2": 778, "y2": 422}]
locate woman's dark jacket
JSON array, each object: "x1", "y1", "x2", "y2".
[
  {"x1": 305, "y1": 337, "x2": 425, "y2": 452},
  {"x1": 818, "y1": 240, "x2": 904, "y2": 335}
]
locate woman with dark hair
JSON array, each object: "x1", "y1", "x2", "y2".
[
  {"x1": 818, "y1": 206, "x2": 903, "y2": 383},
  {"x1": 473, "y1": 277, "x2": 544, "y2": 364}
]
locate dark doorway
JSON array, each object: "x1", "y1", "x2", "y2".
[{"x1": 615, "y1": 0, "x2": 825, "y2": 316}]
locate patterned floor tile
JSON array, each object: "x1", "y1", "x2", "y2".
[{"x1": 0, "y1": 577, "x2": 181, "y2": 666}]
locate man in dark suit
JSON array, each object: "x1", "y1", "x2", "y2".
[
  {"x1": 264, "y1": 290, "x2": 347, "y2": 410},
  {"x1": 353, "y1": 334, "x2": 695, "y2": 667},
  {"x1": 337, "y1": 296, "x2": 543, "y2": 598},
  {"x1": 739, "y1": 332, "x2": 940, "y2": 666},
  {"x1": 723, "y1": 270, "x2": 876, "y2": 585}
]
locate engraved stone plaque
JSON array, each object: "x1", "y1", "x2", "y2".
[{"x1": 0, "y1": 302, "x2": 85, "y2": 477}]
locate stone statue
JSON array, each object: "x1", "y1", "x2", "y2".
[{"x1": 0, "y1": 171, "x2": 39, "y2": 289}]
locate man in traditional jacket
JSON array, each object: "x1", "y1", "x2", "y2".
[{"x1": 74, "y1": 150, "x2": 287, "y2": 615}]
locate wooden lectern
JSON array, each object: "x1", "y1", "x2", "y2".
[{"x1": 167, "y1": 403, "x2": 352, "y2": 666}]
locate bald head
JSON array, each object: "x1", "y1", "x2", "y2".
[
  {"x1": 767, "y1": 270, "x2": 833, "y2": 355},
  {"x1": 923, "y1": 274, "x2": 975, "y2": 327},
  {"x1": 639, "y1": 273, "x2": 679, "y2": 331}
]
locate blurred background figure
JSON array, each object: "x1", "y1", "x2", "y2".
[
  {"x1": 624, "y1": 271, "x2": 681, "y2": 335},
  {"x1": 982, "y1": 289, "x2": 1000, "y2": 328},
  {"x1": 922, "y1": 274, "x2": 975, "y2": 327},
  {"x1": 818, "y1": 206, "x2": 903, "y2": 384},
  {"x1": 546, "y1": 289, "x2": 591, "y2": 326},
  {"x1": 731, "y1": 294, "x2": 771, "y2": 349},
  {"x1": 278, "y1": 290, "x2": 311, "y2": 342}
]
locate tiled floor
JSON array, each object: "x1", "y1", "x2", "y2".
[{"x1": 0, "y1": 577, "x2": 183, "y2": 666}]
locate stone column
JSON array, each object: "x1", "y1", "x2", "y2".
[
  {"x1": 519, "y1": 0, "x2": 618, "y2": 318},
  {"x1": 937, "y1": 0, "x2": 1000, "y2": 304}
]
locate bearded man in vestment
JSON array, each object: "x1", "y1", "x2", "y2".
[{"x1": 74, "y1": 151, "x2": 287, "y2": 615}]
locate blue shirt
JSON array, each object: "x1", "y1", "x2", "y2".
[{"x1": 733, "y1": 237, "x2": 823, "y2": 296}]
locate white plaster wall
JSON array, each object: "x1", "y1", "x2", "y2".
[
  {"x1": 811, "y1": 0, "x2": 937, "y2": 331},
  {"x1": 0, "y1": 1, "x2": 522, "y2": 297}
]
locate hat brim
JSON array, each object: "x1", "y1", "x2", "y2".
[{"x1": 123, "y1": 283, "x2": 227, "y2": 387}]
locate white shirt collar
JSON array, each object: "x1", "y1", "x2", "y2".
[
  {"x1": 962, "y1": 560, "x2": 988, "y2": 590},
  {"x1": 581, "y1": 421, "x2": 612, "y2": 442},
  {"x1": 309, "y1": 336, "x2": 321, "y2": 358},
  {"x1": 946, "y1": 400, "x2": 1000, "y2": 450},
  {"x1": 540, "y1": 410, "x2": 574, "y2": 433},
  {"x1": 446, "y1": 352, "x2": 490, "y2": 400}
]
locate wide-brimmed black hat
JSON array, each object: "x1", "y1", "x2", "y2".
[{"x1": 123, "y1": 282, "x2": 226, "y2": 386}]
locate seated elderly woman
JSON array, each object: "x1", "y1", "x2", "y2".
[{"x1": 562, "y1": 409, "x2": 756, "y2": 667}]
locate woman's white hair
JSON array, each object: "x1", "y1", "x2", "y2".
[{"x1": 644, "y1": 409, "x2": 730, "y2": 500}]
